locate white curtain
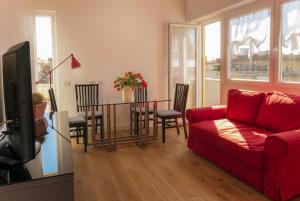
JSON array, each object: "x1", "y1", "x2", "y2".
[
  {"x1": 282, "y1": 0, "x2": 300, "y2": 54},
  {"x1": 229, "y1": 8, "x2": 271, "y2": 56}
]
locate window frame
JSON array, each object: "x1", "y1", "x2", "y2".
[
  {"x1": 223, "y1": 0, "x2": 275, "y2": 87},
  {"x1": 274, "y1": 0, "x2": 300, "y2": 88},
  {"x1": 201, "y1": 19, "x2": 223, "y2": 106}
]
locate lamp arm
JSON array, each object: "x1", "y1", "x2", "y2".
[{"x1": 35, "y1": 54, "x2": 73, "y2": 84}]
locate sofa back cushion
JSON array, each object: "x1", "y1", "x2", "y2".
[
  {"x1": 226, "y1": 89, "x2": 265, "y2": 124},
  {"x1": 256, "y1": 92, "x2": 300, "y2": 132}
]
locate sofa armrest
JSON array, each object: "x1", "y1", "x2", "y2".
[
  {"x1": 265, "y1": 130, "x2": 300, "y2": 159},
  {"x1": 186, "y1": 105, "x2": 226, "y2": 124},
  {"x1": 264, "y1": 130, "x2": 300, "y2": 201}
]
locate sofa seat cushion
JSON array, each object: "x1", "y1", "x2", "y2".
[
  {"x1": 190, "y1": 118, "x2": 273, "y2": 169},
  {"x1": 226, "y1": 89, "x2": 265, "y2": 125},
  {"x1": 256, "y1": 92, "x2": 300, "y2": 132}
]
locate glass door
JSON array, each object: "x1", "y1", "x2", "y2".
[
  {"x1": 202, "y1": 21, "x2": 221, "y2": 106},
  {"x1": 169, "y1": 24, "x2": 199, "y2": 109}
]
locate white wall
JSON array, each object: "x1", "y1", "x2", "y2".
[
  {"x1": 0, "y1": 0, "x2": 34, "y2": 122},
  {"x1": 187, "y1": 0, "x2": 251, "y2": 21},
  {"x1": 32, "y1": 0, "x2": 186, "y2": 127}
]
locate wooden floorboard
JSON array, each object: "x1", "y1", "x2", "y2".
[{"x1": 72, "y1": 129, "x2": 299, "y2": 201}]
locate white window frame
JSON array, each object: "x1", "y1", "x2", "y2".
[
  {"x1": 223, "y1": 0, "x2": 275, "y2": 87},
  {"x1": 274, "y1": 0, "x2": 300, "y2": 89},
  {"x1": 200, "y1": 18, "x2": 223, "y2": 106}
]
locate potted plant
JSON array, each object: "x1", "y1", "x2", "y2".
[
  {"x1": 32, "y1": 92, "x2": 47, "y2": 120},
  {"x1": 114, "y1": 71, "x2": 147, "y2": 102}
]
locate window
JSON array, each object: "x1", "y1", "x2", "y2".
[
  {"x1": 34, "y1": 15, "x2": 55, "y2": 99},
  {"x1": 280, "y1": 0, "x2": 300, "y2": 83},
  {"x1": 228, "y1": 8, "x2": 271, "y2": 81},
  {"x1": 204, "y1": 21, "x2": 221, "y2": 80}
]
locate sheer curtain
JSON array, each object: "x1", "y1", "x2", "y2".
[
  {"x1": 229, "y1": 8, "x2": 270, "y2": 56},
  {"x1": 228, "y1": 8, "x2": 271, "y2": 81},
  {"x1": 282, "y1": 0, "x2": 300, "y2": 55}
]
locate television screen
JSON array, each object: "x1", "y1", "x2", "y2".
[{"x1": 2, "y1": 41, "x2": 35, "y2": 161}]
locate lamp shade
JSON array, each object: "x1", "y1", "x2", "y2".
[{"x1": 71, "y1": 54, "x2": 81, "y2": 69}]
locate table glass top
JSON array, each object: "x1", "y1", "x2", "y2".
[{"x1": 78, "y1": 97, "x2": 171, "y2": 107}]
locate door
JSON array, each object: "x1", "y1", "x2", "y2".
[
  {"x1": 202, "y1": 20, "x2": 221, "y2": 106},
  {"x1": 169, "y1": 24, "x2": 199, "y2": 109}
]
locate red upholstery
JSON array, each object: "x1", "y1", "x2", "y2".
[
  {"x1": 188, "y1": 131, "x2": 264, "y2": 191},
  {"x1": 227, "y1": 89, "x2": 265, "y2": 124},
  {"x1": 187, "y1": 90, "x2": 300, "y2": 201},
  {"x1": 264, "y1": 130, "x2": 300, "y2": 201},
  {"x1": 186, "y1": 105, "x2": 226, "y2": 124},
  {"x1": 190, "y1": 119, "x2": 273, "y2": 169},
  {"x1": 256, "y1": 92, "x2": 300, "y2": 132}
]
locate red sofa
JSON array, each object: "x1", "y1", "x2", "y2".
[{"x1": 186, "y1": 89, "x2": 300, "y2": 201}]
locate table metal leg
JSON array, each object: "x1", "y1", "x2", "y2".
[
  {"x1": 139, "y1": 102, "x2": 143, "y2": 145},
  {"x1": 145, "y1": 102, "x2": 149, "y2": 146},
  {"x1": 153, "y1": 101, "x2": 158, "y2": 138},
  {"x1": 106, "y1": 105, "x2": 112, "y2": 151},
  {"x1": 91, "y1": 105, "x2": 96, "y2": 147},
  {"x1": 85, "y1": 107, "x2": 88, "y2": 152},
  {"x1": 113, "y1": 104, "x2": 117, "y2": 151},
  {"x1": 101, "y1": 105, "x2": 105, "y2": 140}
]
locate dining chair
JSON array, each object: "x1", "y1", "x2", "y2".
[
  {"x1": 75, "y1": 84, "x2": 104, "y2": 139},
  {"x1": 157, "y1": 83, "x2": 189, "y2": 143},
  {"x1": 129, "y1": 86, "x2": 153, "y2": 135},
  {"x1": 48, "y1": 88, "x2": 88, "y2": 152}
]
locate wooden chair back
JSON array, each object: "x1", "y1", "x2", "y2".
[
  {"x1": 75, "y1": 84, "x2": 99, "y2": 112},
  {"x1": 173, "y1": 83, "x2": 189, "y2": 113},
  {"x1": 134, "y1": 86, "x2": 147, "y2": 104}
]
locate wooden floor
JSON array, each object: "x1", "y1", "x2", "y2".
[{"x1": 72, "y1": 129, "x2": 298, "y2": 201}]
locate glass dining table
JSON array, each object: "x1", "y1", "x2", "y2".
[{"x1": 79, "y1": 97, "x2": 171, "y2": 151}]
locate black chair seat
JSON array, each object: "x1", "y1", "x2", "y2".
[
  {"x1": 77, "y1": 111, "x2": 102, "y2": 118},
  {"x1": 69, "y1": 115, "x2": 86, "y2": 126},
  {"x1": 131, "y1": 107, "x2": 154, "y2": 114},
  {"x1": 157, "y1": 110, "x2": 182, "y2": 119}
]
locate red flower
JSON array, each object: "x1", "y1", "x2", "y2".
[
  {"x1": 142, "y1": 80, "x2": 147, "y2": 87},
  {"x1": 117, "y1": 87, "x2": 121, "y2": 91}
]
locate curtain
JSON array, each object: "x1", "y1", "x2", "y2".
[
  {"x1": 282, "y1": 0, "x2": 300, "y2": 54},
  {"x1": 229, "y1": 8, "x2": 271, "y2": 57}
]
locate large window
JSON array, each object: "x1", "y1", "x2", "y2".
[
  {"x1": 280, "y1": 0, "x2": 300, "y2": 83},
  {"x1": 228, "y1": 8, "x2": 271, "y2": 81}
]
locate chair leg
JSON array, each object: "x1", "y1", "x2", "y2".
[
  {"x1": 162, "y1": 119, "x2": 166, "y2": 143},
  {"x1": 84, "y1": 126, "x2": 88, "y2": 152},
  {"x1": 175, "y1": 118, "x2": 180, "y2": 135},
  {"x1": 182, "y1": 116, "x2": 188, "y2": 139},
  {"x1": 76, "y1": 129, "x2": 79, "y2": 144}
]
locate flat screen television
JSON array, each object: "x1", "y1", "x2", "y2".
[{"x1": 1, "y1": 41, "x2": 35, "y2": 162}]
